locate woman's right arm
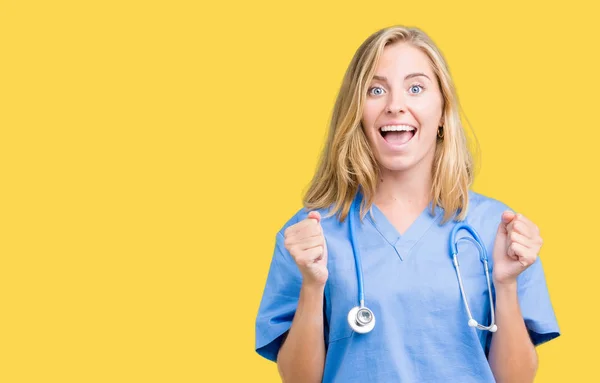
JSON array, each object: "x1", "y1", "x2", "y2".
[
  {"x1": 277, "y1": 210, "x2": 329, "y2": 383},
  {"x1": 276, "y1": 283, "x2": 326, "y2": 383}
]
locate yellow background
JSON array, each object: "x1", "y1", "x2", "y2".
[{"x1": 0, "y1": 0, "x2": 596, "y2": 381}]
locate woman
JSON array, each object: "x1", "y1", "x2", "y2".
[{"x1": 255, "y1": 25, "x2": 560, "y2": 382}]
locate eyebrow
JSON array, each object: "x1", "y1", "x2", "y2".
[{"x1": 372, "y1": 73, "x2": 431, "y2": 82}]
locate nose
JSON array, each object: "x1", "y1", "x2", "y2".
[{"x1": 385, "y1": 93, "x2": 406, "y2": 114}]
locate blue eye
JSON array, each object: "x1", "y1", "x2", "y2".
[
  {"x1": 368, "y1": 86, "x2": 384, "y2": 96},
  {"x1": 409, "y1": 84, "x2": 424, "y2": 94}
]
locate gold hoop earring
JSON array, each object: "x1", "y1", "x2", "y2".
[{"x1": 437, "y1": 126, "x2": 444, "y2": 138}]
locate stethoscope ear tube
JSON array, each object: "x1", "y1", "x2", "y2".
[
  {"x1": 449, "y1": 223, "x2": 487, "y2": 261},
  {"x1": 451, "y1": 223, "x2": 498, "y2": 333}
]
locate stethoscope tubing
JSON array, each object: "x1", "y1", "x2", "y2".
[{"x1": 349, "y1": 197, "x2": 365, "y2": 307}]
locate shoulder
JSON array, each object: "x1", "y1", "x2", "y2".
[
  {"x1": 465, "y1": 190, "x2": 513, "y2": 229},
  {"x1": 465, "y1": 191, "x2": 512, "y2": 236}
]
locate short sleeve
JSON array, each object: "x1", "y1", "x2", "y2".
[
  {"x1": 517, "y1": 256, "x2": 561, "y2": 346},
  {"x1": 255, "y1": 231, "x2": 303, "y2": 362}
]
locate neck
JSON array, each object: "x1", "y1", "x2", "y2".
[{"x1": 373, "y1": 166, "x2": 433, "y2": 211}]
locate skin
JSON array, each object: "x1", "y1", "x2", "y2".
[
  {"x1": 277, "y1": 211, "x2": 327, "y2": 383},
  {"x1": 489, "y1": 211, "x2": 543, "y2": 382},
  {"x1": 276, "y1": 42, "x2": 543, "y2": 383},
  {"x1": 361, "y1": 43, "x2": 444, "y2": 179},
  {"x1": 360, "y1": 41, "x2": 445, "y2": 231}
]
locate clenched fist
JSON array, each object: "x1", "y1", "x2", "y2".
[
  {"x1": 492, "y1": 211, "x2": 543, "y2": 286},
  {"x1": 283, "y1": 211, "x2": 329, "y2": 286}
]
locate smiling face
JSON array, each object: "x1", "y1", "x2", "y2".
[{"x1": 361, "y1": 42, "x2": 444, "y2": 175}]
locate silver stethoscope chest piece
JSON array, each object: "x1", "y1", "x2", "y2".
[{"x1": 348, "y1": 306, "x2": 376, "y2": 333}]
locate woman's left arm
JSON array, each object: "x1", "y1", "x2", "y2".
[
  {"x1": 488, "y1": 282, "x2": 538, "y2": 383},
  {"x1": 488, "y1": 210, "x2": 545, "y2": 383}
]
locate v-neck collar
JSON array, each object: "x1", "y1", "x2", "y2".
[{"x1": 356, "y1": 191, "x2": 444, "y2": 261}]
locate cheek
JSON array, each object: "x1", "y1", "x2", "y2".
[
  {"x1": 411, "y1": 102, "x2": 443, "y2": 130},
  {"x1": 361, "y1": 105, "x2": 381, "y2": 141},
  {"x1": 361, "y1": 102, "x2": 379, "y2": 127},
  {"x1": 361, "y1": 123, "x2": 378, "y2": 149},
  {"x1": 412, "y1": 97, "x2": 441, "y2": 115}
]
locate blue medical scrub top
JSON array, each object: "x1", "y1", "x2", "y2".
[{"x1": 255, "y1": 191, "x2": 560, "y2": 382}]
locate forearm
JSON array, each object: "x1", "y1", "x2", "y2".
[
  {"x1": 277, "y1": 283, "x2": 326, "y2": 383},
  {"x1": 488, "y1": 282, "x2": 538, "y2": 383}
]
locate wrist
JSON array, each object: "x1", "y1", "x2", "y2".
[
  {"x1": 493, "y1": 274, "x2": 518, "y2": 289},
  {"x1": 301, "y1": 282, "x2": 326, "y2": 294},
  {"x1": 494, "y1": 280, "x2": 518, "y2": 294}
]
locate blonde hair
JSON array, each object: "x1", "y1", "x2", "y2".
[{"x1": 302, "y1": 25, "x2": 479, "y2": 224}]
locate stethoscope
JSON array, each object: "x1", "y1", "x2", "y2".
[{"x1": 346, "y1": 196, "x2": 498, "y2": 334}]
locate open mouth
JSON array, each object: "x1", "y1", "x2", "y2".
[{"x1": 379, "y1": 125, "x2": 416, "y2": 146}]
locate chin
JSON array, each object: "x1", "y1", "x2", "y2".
[{"x1": 377, "y1": 157, "x2": 417, "y2": 173}]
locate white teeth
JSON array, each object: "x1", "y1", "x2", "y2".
[{"x1": 380, "y1": 124, "x2": 416, "y2": 132}]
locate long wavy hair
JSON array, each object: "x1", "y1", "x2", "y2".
[{"x1": 302, "y1": 25, "x2": 479, "y2": 224}]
